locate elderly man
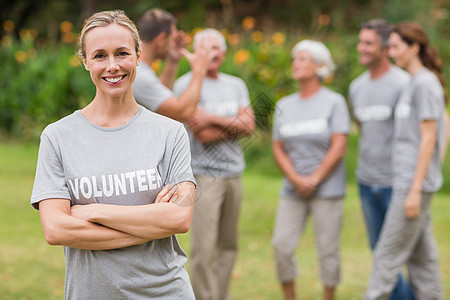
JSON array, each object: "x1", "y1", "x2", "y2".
[{"x1": 174, "y1": 28, "x2": 255, "y2": 300}]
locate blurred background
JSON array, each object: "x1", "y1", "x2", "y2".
[
  {"x1": 1, "y1": 1, "x2": 449, "y2": 299},
  {"x1": 1, "y1": 0, "x2": 449, "y2": 141}
]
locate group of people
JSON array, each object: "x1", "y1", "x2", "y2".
[{"x1": 29, "y1": 7, "x2": 447, "y2": 300}]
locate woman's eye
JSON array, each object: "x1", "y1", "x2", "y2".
[
  {"x1": 94, "y1": 53, "x2": 104, "y2": 59},
  {"x1": 118, "y1": 52, "x2": 129, "y2": 56}
]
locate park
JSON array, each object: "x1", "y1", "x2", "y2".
[{"x1": 1, "y1": 0, "x2": 450, "y2": 299}]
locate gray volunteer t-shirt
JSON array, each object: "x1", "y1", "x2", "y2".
[
  {"x1": 174, "y1": 72, "x2": 251, "y2": 178},
  {"x1": 273, "y1": 87, "x2": 350, "y2": 200},
  {"x1": 350, "y1": 66, "x2": 410, "y2": 186},
  {"x1": 31, "y1": 106, "x2": 195, "y2": 299},
  {"x1": 393, "y1": 68, "x2": 444, "y2": 192},
  {"x1": 133, "y1": 62, "x2": 174, "y2": 111}
]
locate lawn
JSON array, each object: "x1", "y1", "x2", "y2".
[{"x1": 0, "y1": 142, "x2": 448, "y2": 299}]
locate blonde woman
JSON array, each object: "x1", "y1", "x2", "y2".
[{"x1": 31, "y1": 10, "x2": 195, "y2": 299}]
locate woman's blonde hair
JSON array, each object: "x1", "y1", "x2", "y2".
[{"x1": 77, "y1": 10, "x2": 140, "y2": 59}]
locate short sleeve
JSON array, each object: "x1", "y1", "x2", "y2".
[
  {"x1": 237, "y1": 79, "x2": 251, "y2": 107},
  {"x1": 133, "y1": 64, "x2": 174, "y2": 112},
  {"x1": 330, "y1": 97, "x2": 351, "y2": 134},
  {"x1": 416, "y1": 82, "x2": 443, "y2": 121},
  {"x1": 164, "y1": 125, "x2": 196, "y2": 186},
  {"x1": 272, "y1": 102, "x2": 282, "y2": 141},
  {"x1": 31, "y1": 133, "x2": 71, "y2": 209}
]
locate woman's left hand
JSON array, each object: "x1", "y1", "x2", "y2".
[
  {"x1": 71, "y1": 204, "x2": 97, "y2": 222},
  {"x1": 404, "y1": 189, "x2": 421, "y2": 219},
  {"x1": 155, "y1": 184, "x2": 178, "y2": 203}
]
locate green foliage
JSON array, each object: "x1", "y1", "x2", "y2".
[
  {"x1": 0, "y1": 37, "x2": 93, "y2": 139},
  {"x1": 1, "y1": 142, "x2": 450, "y2": 299}
]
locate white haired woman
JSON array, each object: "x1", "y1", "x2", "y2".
[{"x1": 271, "y1": 40, "x2": 350, "y2": 300}]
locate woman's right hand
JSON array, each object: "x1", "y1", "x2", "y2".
[
  {"x1": 293, "y1": 175, "x2": 317, "y2": 198},
  {"x1": 404, "y1": 189, "x2": 421, "y2": 219}
]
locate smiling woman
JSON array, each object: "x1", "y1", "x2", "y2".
[{"x1": 30, "y1": 10, "x2": 196, "y2": 299}]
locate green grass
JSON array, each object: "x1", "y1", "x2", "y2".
[{"x1": 0, "y1": 142, "x2": 449, "y2": 299}]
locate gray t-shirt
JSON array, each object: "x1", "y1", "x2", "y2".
[
  {"x1": 272, "y1": 87, "x2": 350, "y2": 200},
  {"x1": 393, "y1": 68, "x2": 444, "y2": 192},
  {"x1": 133, "y1": 62, "x2": 174, "y2": 111},
  {"x1": 350, "y1": 66, "x2": 410, "y2": 186},
  {"x1": 173, "y1": 72, "x2": 251, "y2": 178},
  {"x1": 31, "y1": 106, "x2": 195, "y2": 299}
]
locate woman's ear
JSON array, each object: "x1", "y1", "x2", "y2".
[
  {"x1": 82, "y1": 58, "x2": 89, "y2": 71},
  {"x1": 136, "y1": 50, "x2": 141, "y2": 66},
  {"x1": 411, "y1": 42, "x2": 420, "y2": 56}
]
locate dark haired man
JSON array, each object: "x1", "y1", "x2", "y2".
[
  {"x1": 133, "y1": 8, "x2": 210, "y2": 121},
  {"x1": 349, "y1": 19, "x2": 413, "y2": 300}
]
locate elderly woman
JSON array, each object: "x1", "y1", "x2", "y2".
[{"x1": 271, "y1": 40, "x2": 350, "y2": 300}]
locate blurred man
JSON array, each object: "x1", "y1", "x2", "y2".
[
  {"x1": 133, "y1": 8, "x2": 209, "y2": 122},
  {"x1": 174, "y1": 28, "x2": 255, "y2": 300},
  {"x1": 349, "y1": 19, "x2": 413, "y2": 300}
]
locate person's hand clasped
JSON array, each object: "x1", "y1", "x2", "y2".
[
  {"x1": 293, "y1": 175, "x2": 318, "y2": 199},
  {"x1": 404, "y1": 189, "x2": 421, "y2": 219}
]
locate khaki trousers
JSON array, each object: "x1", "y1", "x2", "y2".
[
  {"x1": 272, "y1": 195, "x2": 343, "y2": 287},
  {"x1": 190, "y1": 175, "x2": 242, "y2": 300},
  {"x1": 365, "y1": 189, "x2": 442, "y2": 300}
]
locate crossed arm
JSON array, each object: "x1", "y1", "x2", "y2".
[
  {"x1": 38, "y1": 182, "x2": 195, "y2": 250},
  {"x1": 188, "y1": 106, "x2": 255, "y2": 143}
]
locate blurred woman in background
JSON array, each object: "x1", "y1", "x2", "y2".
[
  {"x1": 271, "y1": 40, "x2": 350, "y2": 300},
  {"x1": 365, "y1": 21, "x2": 445, "y2": 300}
]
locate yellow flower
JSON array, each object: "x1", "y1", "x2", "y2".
[
  {"x1": 1, "y1": 35, "x2": 12, "y2": 47},
  {"x1": 29, "y1": 29, "x2": 38, "y2": 39},
  {"x1": 151, "y1": 60, "x2": 161, "y2": 73},
  {"x1": 233, "y1": 49, "x2": 250, "y2": 65},
  {"x1": 251, "y1": 31, "x2": 264, "y2": 43},
  {"x1": 19, "y1": 29, "x2": 33, "y2": 41},
  {"x1": 318, "y1": 14, "x2": 330, "y2": 26},
  {"x1": 220, "y1": 29, "x2": 229, "y2": 39},
  {"x1": 228, "y1": 33, "x2": 240, "y2": 46},
  {"x1": 60, "y1": 21, "x2": 73, "y2": 33},
  {"x1": 272, "y1": 32, "x2": 285, "y2": 45},
  {"x1": 183, "y1": 32, "x2": 193, "y2": 48},
  {"x1": 242, "y1": 16, "x2": 256, "y2": 31},
  {"x1": 70, "y1": 55, "x2": 81, "y2": 67},
  {"x1": 324, "y1": 74, "x2": 334, "y2": 83},
  {"x1": 192, "y1": 28, "x2": 203, "y2": 36},
  {"x1": 3, "y1": 20, "x2": 14, "y2": 32},
  {"x1": 14, "y1": 50, "x2": 27, "y2": 63},
  {"x1": 62, "y1": 32, "x2": 75, "y2": 44},
  {"x1": 258, "y1": 68, "x2": 271, "y2": 81}
]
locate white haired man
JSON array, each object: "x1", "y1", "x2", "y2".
[{"x1": 174, "y1": 28, "x2": 255, "y2": 300}]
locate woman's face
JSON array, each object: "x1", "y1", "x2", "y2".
[
  {"x1": 82, "y1": 23, "x2": 139, "y2": 99},
  {"x1": 388, "y1": 32, "x2": 416, "y2": 69},
  {"x1": 291, "y1": 50, "x2": 318, "y2": 82}
]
